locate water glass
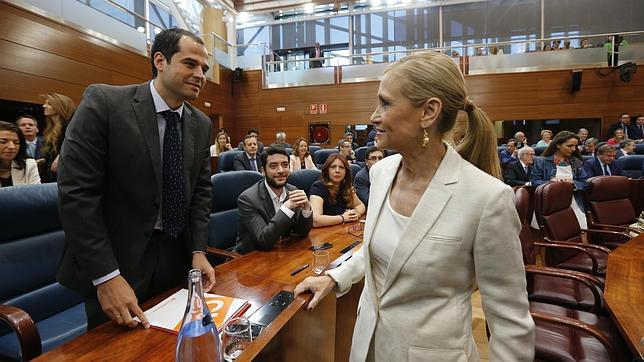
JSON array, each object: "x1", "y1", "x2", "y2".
[
  {"x1": 222, "y1": 317, "x2": 252, "y2": 361},
  {"x1": 312, "y1": 250, "x2": 329, "y2": 275}
]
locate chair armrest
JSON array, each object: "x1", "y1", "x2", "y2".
[
  {"x1": 530, "y1": 310, "x2": 618, "y2": 362},
  {"x1": 206, "y1": 246, "x2": 241, "y2": 260},
  {"x1": 584, "y1": 228, "x2": 633, "y2": 242},
  {"x1": 525, "y1": 265, "x2": 603, "y2": 313},
  {"x1": 535, "y1": 241, "x2": 600, "y2": 275},
  {"x1": 589, "y1": 223, "x2": 641, "y2": 235},
  {"x1": 542, "y1": 238, "x2": 612, "y2": 255},
  {"x1": 0, "y1": 305, "x2": 41, "y2": 360}
]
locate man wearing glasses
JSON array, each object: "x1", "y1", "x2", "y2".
[
  {"x1": 503, "y1": 146, "x2": 535, "y2": 187},
  {"x1": 337, "y1": 139, "x2": 357, "y2": 164},
  {"x1": 354, "y1": 147, "x2": 384, "y2": 207}
]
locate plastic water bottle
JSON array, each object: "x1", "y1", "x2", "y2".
[{"x1": 175, "y1": 269, "x2": 222, "y2": 362}]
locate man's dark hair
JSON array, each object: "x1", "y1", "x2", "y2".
[
  {"x1": 248, "y1": 128, "x2": 259, "y2": 135},
  {"x1": 243, "y1": 134, "x2": 257, "y2": 145},
  {"x1": 366, "y1": 146, "x2": 383, "y2": 160},
  {"x1": 0, "y1": 121, "x2": 27, "y2": 169},
  {"x1": 597, "y1": 144, "x2": 616, "y2": 156},
  {"x1": 150, "y1": 28, "x2": 204, "y2": 78},
  {"x1": 618, "y1": 139, "x2": 634, "y2": 149},
  {"x1": 260, "y1": 146, "x2": 289, "y2": 167},
  {"x1": 619, "y1": 112, "x2": 629, "y2": 118},
  {"x1": 15, "y1": 114, "x2": 38, "y2": 126}
]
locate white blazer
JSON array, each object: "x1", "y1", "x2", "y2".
[
  {"x1": 289, "y1": 154, "x2": 317, "y2": 171},
  {"x1": 327, "y1": 145, "x2": 534, "y2": 362},
  {"x1": 5, "y1": 159, "x2": 41, "y2": 187}
]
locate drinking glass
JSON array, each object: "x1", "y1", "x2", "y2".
[
  {"x1": 222, "y1": 317, "x2": 252, "y2": 361},
  {"x1": 312, "y1": 250, "x2": 329, "y2": 275}
]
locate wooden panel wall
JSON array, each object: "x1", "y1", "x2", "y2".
[
  {"x1": 0, "y1": 0, "x2": 235, "y2": 139},
  {"x1": 232, "y1": 66, "x2": 644, "y2": 147}
]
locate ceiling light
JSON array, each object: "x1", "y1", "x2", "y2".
[
  {"x1": 137, "y1": 26, "x2": 145, "y2": 33},
  {"x1": 154, "y1": 27, "x2": 162, "y2": 34}
]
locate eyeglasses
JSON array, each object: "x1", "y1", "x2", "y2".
[
  {"x1": 347, "y1": 223, "x2": 365, "y2": 237},
  {"x1": 367, "y1": 156, "x2": 383, "y2": 161}
]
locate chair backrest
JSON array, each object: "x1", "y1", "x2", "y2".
[
  {"x1": 619, "y1": 155, "x2": 644, "y2": 179},
  {"x1": 534, "y1": 182, "x2": 582, "y2": 265},
  {"x1": 308, "y1": 145, "x2": 321, "y2": 156},
  {"x1": 208, "y1": 171, "x2": 264, "y2": 250},
  {"x1": 355, "y1": 146, "x2": 369, "y2": 162},
  {"x1": 634, "y1": 143, "x2": 644, "y2": 155},
  {"x1": 217, "y1": 150, "x2": 244, "y2": 172},
  {"x1": 0, "y1": 184, "x2": 84, "y2": 335},
  {"x1": 514, "y1": 187, "x2": 537, "y2": 265},
  {"x1": 582, "y1": 155, "x2": 594, "y2": 162},
  {"x1": 284, "y1": 147, "x2": 292, "y2": 156},
  {"x1": 586, "y1": 176, "x2": 637, "y2": 226},
  {"x1": 287, "y1": 169, "x2": 322, "y2": 196},
  {"x1": 533, "y1": 146, "x2": 547, "y2": 156},
  {"x1": 365, "y1": 141, "x2": 375, "y2": 147},
  {"x1": 314, "y1": 148, "x2": 339, "y2": 168},
  {"x1": 349, "y1": 163, "x2": 363, "y2": 181}
]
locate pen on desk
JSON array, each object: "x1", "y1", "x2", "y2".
[
  {"x1": 339, "y1": 240, "x2": 361, "y2": 254},
  {"x1": 290, "y1": 264, "x2": 309, "y2": 276}
]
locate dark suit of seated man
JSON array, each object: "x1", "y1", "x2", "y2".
[
  {"x1": 234, "y1": 134, "x2": 264, "y2": 173},
  {"x1": 583, "y1": 144, "x2": 623, "y2": 177},
  {"x1": 235, "y1": 147, "x2": 313, "y2": 254},
  {"x1": 503, "y1": 146, "x2": 536, "y2": 186},
  {"x1": 354, "y1": 147, "x2": 384, "y2": 207}
]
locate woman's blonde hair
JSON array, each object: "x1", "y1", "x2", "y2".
[
  {"x1": 42, "y1": 93, "x2": 76, "y2": 157},
  {"x1": 214, "y1": 130, "x2": 230, "y2": 154},
  {"x1": 383, "y1": 52, "x2": 501, "y2": 179}
]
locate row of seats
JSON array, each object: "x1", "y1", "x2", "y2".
[{"x1": 499, "y1": 143, "x2": 644, "y2": 156}]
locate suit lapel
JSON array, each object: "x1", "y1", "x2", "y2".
[
  {"x1": 379, "y1": 146, "x2": 459, "y2": 297},
  {"x1": 258, "y1": 181, "x2": 276, "y2": 219},
  {"x1": 132, "y1": 83, "x2": 162, "y2": 196},
  {"x1": 181, "y1": 106, "x2": 196, "y2": 198}
]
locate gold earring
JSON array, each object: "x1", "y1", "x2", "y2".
[{"x1": 421, "y1": 128, "x2": 430, "y2": 148}]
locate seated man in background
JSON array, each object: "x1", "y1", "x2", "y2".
[
  {"x1": 338, "y1": 139, "x2": 357, "y2": 163},
  {"x1": 617, "y1": 139, "x2": 636, "y2": 159},
  {"x1": 514, "y1": 131, "x2": 528, "y2": 149},
  {"x1": 269, "y1": 131, "x2": 291, "y2": 148},
  {"x1": 503, "y1": 146, "x2": 535, "y2": 187},
  {"x1": 581, "y1": 138, "x2": 598, "y2": 156},
  {"x1": 235, "y1": 147, "x2": 312, "y2": 254},
  {"x1": 237, "y1": 128, "x2": 264, "y2": 153},
  {"x1": 234, "y1": 135, "x2": 264, "y2": 173},
  {"x1": 499, "y1": 139, "x2": 517, "y2": 166},
  {"x1": 354, "y1": 147, "x2": 384, "y2": 207},
  {"x1": 343, "y1": 131, "x2": 360, "y2": 150},
  {"x1": 577, "y1": 128, "x2": 589, "y2": 148},
  {"x1": 16, "y1": 114, "x2": 43, "y2": 161},
  {"x1": 583, "y1": 144, "x2": 623, "y2": 177}
]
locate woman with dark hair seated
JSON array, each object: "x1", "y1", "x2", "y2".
[
  {"x1": 0, "y1": 121, "x2": 41, "y2": 187},
  {"x1": 531, "y1": 130, "x2": 588, "y2": 227},
  {"x1": 310, "y1": 154, "x2": 365, "y2": 227}
]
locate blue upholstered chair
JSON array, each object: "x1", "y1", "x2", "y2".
[
  {"x1": 217, "y1": 150, "x2": 244, "y2": 172},
  {"x1": 619, "y1": 155, "x2": 643, "y2": 179},
  {"x1": 0, "y1": 184, "x2": 87, "y2": 361},
  {"x1": 287, "y1": 169, "x2": 322, "y2": 196},
  {"x1": 355, "y1": 147, "x2": 369, "y2": 163},
  {"x1": 533, "y1": 146, "x2": 547, "y2": 156},
  {"x1": 284, "y1": 147, "x2": 292, "y2": 156},
  {"x1": 349, "y1": 163, "x2": 363, "y2": 181},
  {"x1": 634, "y1": 143, "x2": 644, "y2": 155},
  {"x1": 207, "y1": 171, "x2": 264, "y2": 263},
  {"x1": 308, "y1": 145, "x2": 321, "y2": 157},
  {"x1": 314, "y1": 149, "x2": 339, "y2": 168}
]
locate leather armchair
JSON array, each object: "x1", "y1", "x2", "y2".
[
  {"x1": 207, "y1": 171, "x2": 264, "y2": 263},
  {"x1": 287, "y1": 169, "x2": 321, "y2": 197},
  {"x1": 0, "y1": 184, "x2": 86, "y2": 360},
  {"x1": 217, "y1": 150, "x2": 244, "y2": 172},
  {"x1": 585, "y1": 176, "x2": 641, "y2": 242},
  {"x1": 533, "y1": 182, "x2": 620, "y2": 279}
]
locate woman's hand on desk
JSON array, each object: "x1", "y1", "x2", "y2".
[
  {"x1": 294, "y1": 276, "x2": 336, "y2": 310},
  {"x1": 342, "y1": 209, "x2": 360, "y2": 223}
]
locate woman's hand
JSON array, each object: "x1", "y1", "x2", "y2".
[
  {"x1": 343, "y1": 209, "x2": 359, "y2": 223},
  {"x1": 294, "y1": 275, "x2": 336, "y2": 310},
  {"x1": 51, "y1": 155, "x2": 59, "y2": 173}
]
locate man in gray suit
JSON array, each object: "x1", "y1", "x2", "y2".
[
  {"x1": 235, "y1": 147, "x2": 313, "y2": 254},
  {"x1": 233, "y1": 134, "x2": 263, "y2": 172},
  {"x1": 57, "y1": 28, "x2": 215, "y2": 330}
]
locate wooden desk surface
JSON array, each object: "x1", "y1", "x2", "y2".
[
  {"x1": 37, "y1": 223, "x2": 361, "y2": 362},
  {"x1": 604, "y1": 233, "x2": 644, "y2": 358}
]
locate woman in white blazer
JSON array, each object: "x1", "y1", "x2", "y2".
[
  {"x1": 290, "y1": 137, "x2": 317, "y2": 170},
  {"x1": 295, "y1": 52, "x2": 534, "y2": 361},
  {"x1": 0, "y1": 121, "x2": 41, "y2": 187}
]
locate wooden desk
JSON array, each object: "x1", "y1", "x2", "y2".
[
  {"x1": 37, "y1": 223, "x2": 362, "y2": 362},
  {"x1": 604, "y1": 233, "x2": 644, "y2": 358}
]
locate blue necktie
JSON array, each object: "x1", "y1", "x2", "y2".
[
  {"x1": 250, "y1": 157, "x2": 258, "y2": 171},
  {"x1": 603, "y1": 164, "x2": 610, "y2": 176},
  {"x1": 161, "y1": 110, "x2": 185, "y2": 239}
]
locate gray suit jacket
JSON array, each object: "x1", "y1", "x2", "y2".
[
  {"x1": 235, "y1": 181, "x2": 312, "y2": 254},
  {"x1": 57, "y1": 82, "x2": 212, "y2": 295},
  {"x1": 233, "y1": 152, "x2": 263, "y2": 172}
]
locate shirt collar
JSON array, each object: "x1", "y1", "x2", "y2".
[
  {"x1": 246, "y1": 152, "x2": 257, "y2": 159},
  {"x1": 150, "y1": 80, "x2": 184, "y2": 118},
  {"x1": 264, "y1": 180, "x2": 287, "y2": 203},
  {"x1": 519, "y1": 160, "x2": 529, "y2": 168}
]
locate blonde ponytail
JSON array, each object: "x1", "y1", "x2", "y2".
[{"x1": 457, "y1": 106, "x2": 502, "y2": 179}]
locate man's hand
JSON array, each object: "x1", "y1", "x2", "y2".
[
  {"x1": 192, "y1": 252, "x2": 215, "y2": 292},
  {"x1": 294, "y1": 275, "x2": 336, "y2": 310},
  {"x1": 96, "y1": 275, "x2": 150, "y2": 329},
  {"x1": 284, "y1": 189, "x2": 310, "y2": 211}
]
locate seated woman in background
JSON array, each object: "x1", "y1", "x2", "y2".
[
  {"x1": 210, "y1": 130, "x2": 233, "y2": 157},
  {"x1": 606, "y1": 128, "x2": 625, "y2": 146},
  {"x1": 0, "y1": 121, "x2": 40, "y2": 187},
  {"x1": 531, "y1": 130, "x2": 588, "y2": 228},
  {"x1": 290, "y1": 137, "x2": 317, "y2": 170},
  {"x1": 536, "y1": 129, "x2": 553, "y2": 147},
  {"x1": 310, "y1": 154, "x2": 365, "y2": 227}
]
